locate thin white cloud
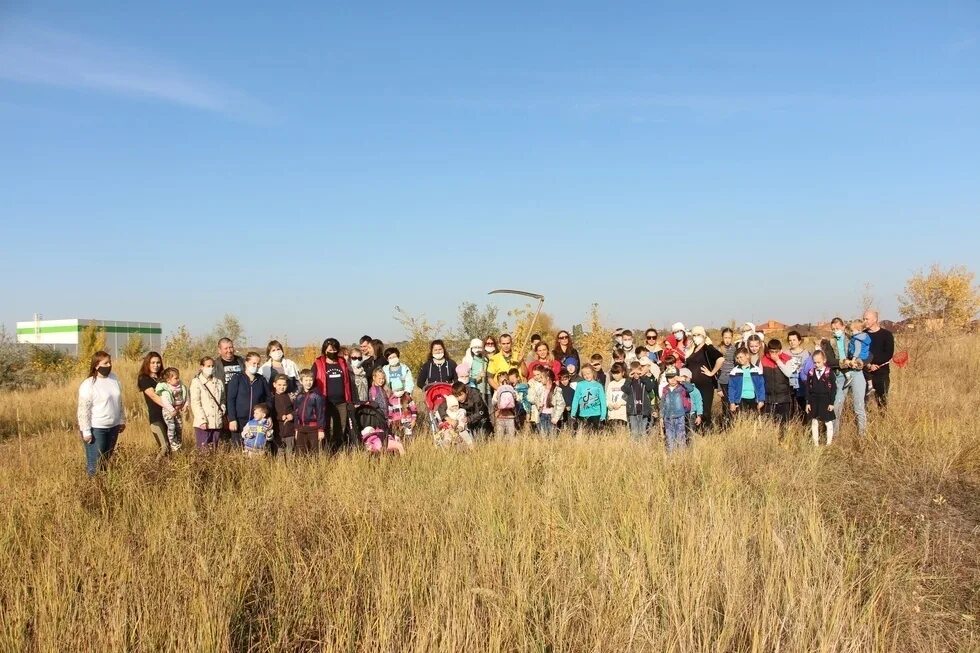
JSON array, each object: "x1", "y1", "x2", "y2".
[{"x1": 0, "y1": 21, "x2": 269, "y2": 121}]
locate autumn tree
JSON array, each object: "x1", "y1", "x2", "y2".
[
  {"x1": 121, "y1": 334, "x2": 147, "y2": 362},
  {"x1": 393, "y1": 306, "x2": 444, "y2": 372},
  {"x1": 576, "y1": 304, "x2": 614, "y2": 361},
  {"x1": 453, "y1": 303, "x2": 502, "y2": 343},
  {"x1": 76, "y1": 324, "x2": 107, "y2": 373},
  {"x1": 507, "y1": 304, "x2": 556, "y2": 359},
  {"x1": 163, "y1": 325, "x2": 197, "y2": 364},
  {"x1": 899, "y1": 264, "x2": 979, "y2": 330}
]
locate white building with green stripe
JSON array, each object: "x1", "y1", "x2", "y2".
[{"x1": 16, "y1": 318, "x2": 162, "y2": 358}]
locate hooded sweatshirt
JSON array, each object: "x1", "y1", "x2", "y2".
[{"x1": 417, "y1": 357, "x2": 458, "y2": 388}]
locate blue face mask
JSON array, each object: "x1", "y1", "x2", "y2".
[{"x1": 833, "y1": 329, "x2": 844, "y2": 338}]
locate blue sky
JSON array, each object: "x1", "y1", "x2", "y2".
[{"x1": 2, "y1": 1, "x2": 978, "y2": 345}]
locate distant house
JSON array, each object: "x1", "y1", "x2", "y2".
[
  {"x1": 786, "y1": 323, "x2": 817, "y2": 336},
  {"x1": 757, "y1": 319, "x2": 787, "y2": 332}
]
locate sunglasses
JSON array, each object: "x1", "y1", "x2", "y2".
[
  {"x1": 558, "y1": 335, "x2": 569, "y2": 340},
  {"x1": 646, "y1": 336, "x2": 657, "y2": 340},
  {"x1": 591, "y1": 362, "x2": 602, "y2": 367},
  {"x1": 351, "y1": 356, "x2": 362, "y2": 361}
]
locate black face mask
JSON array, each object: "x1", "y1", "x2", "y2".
[
  {"x1": 97, "y1": 365, "x2": 112, "y2": 377},
  {"x1": 325, "y1": 350, "x2": 338, "y2": 359}
]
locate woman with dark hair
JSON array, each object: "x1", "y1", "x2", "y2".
[
  {"x1": 416, "y1": 339, "x2": 457, "y2": 389},
  {"x1": 311, "y1": 338, "x2": 356, "y2": 451},
  {"x1": 552, "y1": 330, "x2": 581, "y2": 368},
  {"x1": 77, "y1": 351, "x2": 125, "y2": 476},
  {"x1": 258, "y1": 339, "x2": 301, "y2": 394},
  {"x1": 136, "y1": 351, "x2": 171, "y2": 457}
]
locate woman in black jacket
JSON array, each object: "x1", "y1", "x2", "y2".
[{"x1": 416, "y1": 339, "x2": 457, "y2": 389}]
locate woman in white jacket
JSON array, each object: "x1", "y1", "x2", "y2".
[
  {"x1": 190, "y1": 356, "x2": 225, "y2": 449},
  {"x1": 258, "y1": 340, "x2": 301, "y2": 394},
  {"x1": 76, "y1": 351, "x2": 126, "y2": 476}
]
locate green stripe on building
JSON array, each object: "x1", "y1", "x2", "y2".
[{"x1": 17, "y1": 325, "x2": 162, "y2": 335}]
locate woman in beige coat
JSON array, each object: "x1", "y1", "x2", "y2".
[{"x1": 190, "y1": 356, "x2": 225, "y2": 450}]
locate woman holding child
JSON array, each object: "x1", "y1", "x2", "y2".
[{"x1": 136, "y1": 351, "x2": 172, "y2": 457}]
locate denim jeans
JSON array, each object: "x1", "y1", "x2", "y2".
[
  {"x1": 537, "y1": 413, "x2": 555, "y2": 436},
  {"x1": 628, "y1": 414, "x2": 648, "y2": 439},
  {"x1": 84, "y1": 426, "x2": 119, "y2": 476},
  {"x1": 834, "y1": 370, "x2": 867, "y2": 436},
  {"x1": 663, "y1": 415, "x2": 686, "y2": 453}
]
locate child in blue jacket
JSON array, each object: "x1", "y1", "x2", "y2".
[
  {"x1": 660, "y1": 369, "x2": 691, "y2": 452},
  {"x1": 727, "y1": 349, "x2": 766, "y2": 415}
]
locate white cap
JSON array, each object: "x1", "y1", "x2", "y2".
[{"x1": 671, "y1": 322, "x2": 686, "y2": 332}]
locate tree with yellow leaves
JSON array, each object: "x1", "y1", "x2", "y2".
[
  {"x1": 76, "y1": 324, "x2": 106, "y2": 373},
  {"x1": 507, "y1": 305, "x2": 556, "y2": 360},
  {"x1": 576, "y1": 304, "x2": 614, "y2": 361},
  {"x1": 899, "y1": 264, "x2": 979, "y2": 330}
]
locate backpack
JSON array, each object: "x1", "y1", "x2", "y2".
[
  {"x1": 680, "y1": 385, "x2": 692, "y2": 413},
  {"x1": 497, "y1": 388, "x2": 516, "y2": 411}
]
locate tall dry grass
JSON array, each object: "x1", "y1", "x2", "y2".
[{"x1": 0, "y1": 337, "x2": 978, "y2": 651}]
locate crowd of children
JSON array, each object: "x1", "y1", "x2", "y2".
[{"x1": 115, "y1": 312, "x2": 895, "y2": 460}]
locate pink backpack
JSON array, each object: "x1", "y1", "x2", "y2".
[{"x1": 497, "y1": 388, "x2": 517, "y2": 411}]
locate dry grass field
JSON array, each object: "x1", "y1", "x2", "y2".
[{"x1": 0, "y1": 335, "x2": 978, "y2": 651}]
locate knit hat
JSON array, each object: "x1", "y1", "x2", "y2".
[
  {"x1": 679, "y1": 367, "x2": 693, "y2": 379},
  {"x1": 455, "y1": 363, "x2": 471, "y2": 382},
  {"x1": 563, "y1": 357, "x2": 579, "y2": 369},
  {"x1": 671, "y1": 322, "x2": 686, "y2": 333},
  {"x1": 444, "y1": 395, "x2": 460, "y2": 411},
  {"x1": 468, "y1": 338, "x2": 483, "y2": 353},
  {"x1": 691, "y1": 326, "x2": 708, "y2": 338}
]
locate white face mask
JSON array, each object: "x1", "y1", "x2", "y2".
[
  {"x1": 351, "y1": 359, "x2": 362, "y2": 368},
  {"x1": 674, "y1": 331, "x2": 685, "y2": 340},
  {"x1": 693, "y1": 335, "x2": 705, "y2": 346},
  {"x1": 622, "y1": 340, "x2": 633, "y2": 349},
  {"x1": 246, "y1": 365, "x2": 258, "y2": 375},
  {"x1": 433, "y1": 351, "x2": 445, "y2": 361},
  {"x1": 270, "y1": 350, "x2": 284, "y2": 362},
  {"x1": 472, "y1": 348, "x2": 483, "y2": 356},
  {"x1": 201, "y1": 366, "x2": 214, "y2": 377},
  {"x1": 485, "y1": 346, "x2": 496, "y2": 354},
  {"x1": 388, "y1": 357, "x2": 400, "y2": 367},
  {"x1": 833, "y1": 329, "x2": 844, "y2": 338}
]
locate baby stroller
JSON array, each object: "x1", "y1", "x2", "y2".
[
  {"x1": 352, "y1": 402, "x2": 404, "y2": 456},
  {"x1": 424, "y1": 383, "x2": 455, "y2": 434},
  {"x1": 353, "y1": 402, "x2": 389, "y2": 437}
]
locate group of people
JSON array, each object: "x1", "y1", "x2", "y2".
[{"x1": 75, "y1": 310, "x2": 896, "y2": 475}]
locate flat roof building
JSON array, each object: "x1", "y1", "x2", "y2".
[{"x1": 16, "y1": 317, "x2": 162, "y2": 358}]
